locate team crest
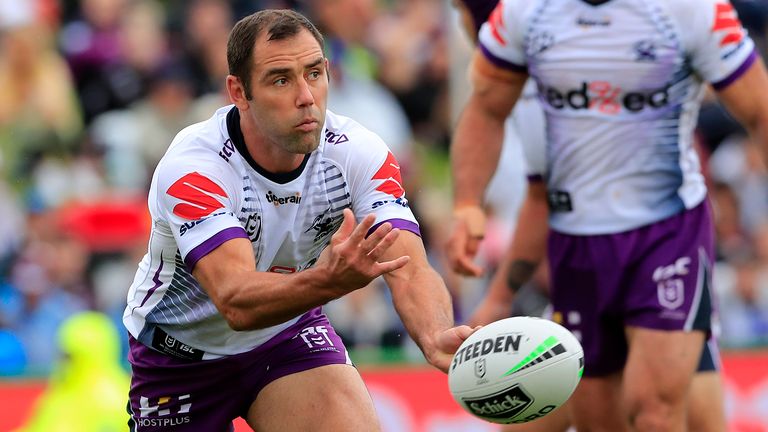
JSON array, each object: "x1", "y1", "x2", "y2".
[
  {"x1": 657, "y1": 279, "x2": 685, "y2": 310},
  {"x1": 474, "y1": 358, "x2": 487, "y2": 379}
]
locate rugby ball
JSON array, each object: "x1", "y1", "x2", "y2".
[{"x1": 448, "y1": 316, "x2": 583, "y2": 424}]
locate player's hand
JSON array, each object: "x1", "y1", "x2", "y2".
[
  {"x1": 426, "y1": 325, "x2": 481, "y2": 373},
  {"x1": 316, "y1": 208, "x2": 410, "y2": 295},
  {"x1": 445, "y1": 206, "x2": 486, "y2": 276}
]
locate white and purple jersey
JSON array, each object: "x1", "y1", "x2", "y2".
[
  {"x1": 124, "y1": 106, "x2": 418, "y2": 357},
  {"x1": 479, "y1": 0, "x2": 756, "y2": 234}
]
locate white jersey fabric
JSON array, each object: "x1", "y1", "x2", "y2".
[
  {"x1": 479, "y1": 0, "x2": 756, "y2": 234},
  {"x1": 124, "y1": 106, "x2": 419, "y2": 357},
  {"x1": 486, "y1": 80, "x2": 547, "y2": 222}
]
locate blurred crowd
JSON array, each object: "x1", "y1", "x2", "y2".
[{"x1": 0, "y1": 0, "x2": 767, "y2": 376}]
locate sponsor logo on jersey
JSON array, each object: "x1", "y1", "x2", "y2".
[
  {"x1": 543, "y1": 81, "x2": 669, "y2": 114},
  {"x1": 372, "y1": 151, "x2": 405, "y2": 198},
  {"x1": 179, "y1": 211, "x2": 227, "y2": 236},
  {"x1": 218, "y1": 139, "x2": 236, "y2": 162},
  {"x1": 462, "y1": 384, "x2": 533, "y2": 420},
  {"x1": 576, "y1": 14, "x2": 610, "y2": 27},
  {"x1": 711, "y1": 2, "x2": 744, "y2": 48},
  {"x1": 452, "y1": 334, "x2": 522, "y2": 370},
  {"x1": 371, "y1": 197, "x2": 409, "y2": 209},
  {"x1": 325, "y1": 129, "x2": 349, "y2": 145},
  {"x1": 167, "y1": 172, "x2": 228, "y2": 220},
  {"x1": 265, "y1": 190, "x2": 302, "y2": 206}
]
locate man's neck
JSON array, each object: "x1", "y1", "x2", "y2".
[
  {"x1": 226, "y1": 107, "x2": 310, "y2": 184},
  {"x1": 240, "y1": 116, "x2": 306, "y2": 173}
]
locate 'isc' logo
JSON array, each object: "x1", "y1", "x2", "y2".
[{"x1": 543, "y1": 81, "x2": 669, "y2": 114}]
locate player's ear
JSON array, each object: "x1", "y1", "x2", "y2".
[{"x1": 226, "y1": 75, "x2": 250, "y2": 109}]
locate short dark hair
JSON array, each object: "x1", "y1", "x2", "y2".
[{"x1": 227, "y1": 9, "x2": 324, "y2": 99}]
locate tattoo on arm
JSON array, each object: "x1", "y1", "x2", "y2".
[{"x1": 506, "y1": 260, "x2": 537, "y2": 293}]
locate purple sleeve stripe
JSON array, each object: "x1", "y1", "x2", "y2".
[
  {"x1": 479, "y1": 43, "x2": 528, "y2": 73},
  {"x1": 527, "y1": 174, "x2": 544, "y2": 183},
  {"x1": 712, "y1": 48, "x2": 758, "y2": 91},
  {"x1": 184, "y1": 227, "x2": 249, "y2": 271},
  {"x1": 367, "y1": 218, "x2": 421, "y2": 238}
]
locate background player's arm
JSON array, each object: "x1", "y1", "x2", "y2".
[
  {"x1": 715, "y1": 58, "x2": 768, "y2": 163},
  {"x1": 192, "y1": 210, "x2": 409, "y2": 331},
  {"x1": 469, "y1": 181, "x2": 549, "y2": 326},
  {"x1": 447, "y1": 51, "x2": 528, "y2": 276},
  {"x1": 380, "y1": 230, "x2": 472, "y2": 372}
]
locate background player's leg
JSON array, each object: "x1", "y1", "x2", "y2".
[
  {"x1": 687, "y1": 338, "x2": 726, "y2": 432},
  {"x1": 568, "y1": 372, "x2": 628, "y2": 432},
  {"x1": 246, "y1": 364, "x2": 381, "y2": 432},
  {"x1": 688, "y1": 371, "x2": 726, "y2": 432},
  {"x1": 623, "y1": 327, "x2": 704, "y2": 432}
]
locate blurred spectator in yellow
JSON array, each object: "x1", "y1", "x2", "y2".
[
  {"x1": 0, "y1": 0, "x2": 83, "y2": 186},
  {"x1": 15, "y1": 311, "x2": 129, "y2": 432}
]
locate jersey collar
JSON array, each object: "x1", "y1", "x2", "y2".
[
  {"x1": 226, "y1": 106, "x2": 311, "y2": 184},
  {"x1": 580, "y1": 0, "x2": 612, "y2": 5}
]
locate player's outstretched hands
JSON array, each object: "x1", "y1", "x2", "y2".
[
  {"x1": 428, "y1": 325, "x2": 481, "y2": 373},
  {"x1": 316, "y1": 208, "x2": 410, "y2": 296},
  {"x1": 445, "y1": 206, "x2": 486, "y2": 277}
]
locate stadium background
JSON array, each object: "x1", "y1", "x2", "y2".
[{"x1": 0, "y1": 0, "x2": 766, "y2": 430}]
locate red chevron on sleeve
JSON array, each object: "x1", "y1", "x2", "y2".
[
  {"x1": 711, "y1": 2, "x2": 744, "y2": 47},
  {"x1": 371, "y1": 151, "x2": 405, "y2": 198},
  {"x1": 167, "y1": 172, "x2": 228, "y2": 220},
  {"x1": 488, "y1": 2, "x2": 507, "y2": 46}
]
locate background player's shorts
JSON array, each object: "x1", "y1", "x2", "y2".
[
  {"x1": 547, "y1": 201, "x2": 715, "y2": 376},
  {"x1": 127, "y1": 308, "x2": 350, "y2": 431}
]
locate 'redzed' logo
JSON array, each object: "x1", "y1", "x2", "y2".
[
  {"x1": 371, "y1": 152, "x2": 404, "y2": 198},
  {"x1": 167, "y1": 172, "x2": 228, "y2": 220}
]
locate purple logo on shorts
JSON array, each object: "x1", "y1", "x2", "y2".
[
  {"x1": 653, "y1": 257, "x2": 690, "y2": 310},
  {"x1": 657, "y1": 279, "x2": 684, "y2": 310},
  {"x1": 298, "y1": 326, "x2": 336, "y2": 352}
]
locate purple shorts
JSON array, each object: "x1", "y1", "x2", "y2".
[
  {"x1": 127, "y1": 308, "x2": 350, "y2": 431},
  {"x1": 547, "y1": 201, "x2": 716, "y2": 377}
]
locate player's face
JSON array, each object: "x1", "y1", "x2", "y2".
[{"x1": 245, "y1": 29, "x2": 328, "y2": 154}]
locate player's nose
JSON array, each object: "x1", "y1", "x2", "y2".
[{"x1": 296, "y1": 78, "x2": 315, "y2": 107}]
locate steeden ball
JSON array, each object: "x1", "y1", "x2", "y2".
[{"x1": 448, "y1": 316, "x2": 584, "y2": 424}]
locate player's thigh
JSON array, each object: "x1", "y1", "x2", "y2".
[
  {"x1": 569, "y1": 373, "x2": 629, "y2": 432},
  {"x1": 500, "y1": 400, "x2": 572, "y2": 432},
  {"x1": 688, "y1": 371, "x2": 726, "y2": 432},
  {"x1": 246, "y1": 364, "x2": 380, "y2": 432},
  {"x1": 624, "y1": 327, "x2": 704, "y2": 410}
]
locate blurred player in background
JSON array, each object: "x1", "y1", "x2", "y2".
[
  {"x1": 123, "y1": 9, "x2": 474, "y2": 432},
  {"x1": 452, "y1": 1, "x2": 727, "y2": 431},
  {"x1": 448, "y1": 0, "x2": 768, "y2": 430}
]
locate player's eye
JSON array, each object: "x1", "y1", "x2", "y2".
[
  {"x1": 308, "y1": 70, "x2": 321, "y2": 80},
  {"x1": 274, "y1": 78, "x2": 288, "y2": 86}
]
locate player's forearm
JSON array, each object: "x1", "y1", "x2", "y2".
[
  {"x1": 214, "y1": 267, "x2": 339, "y2": 331},
  {"x1": 490, "y1": 184, "x2": 550, "y2": 299},
  {"x1": 388, "y1": 266, "x2": 454, "y2": 363},
  {"x1": 450, "y1": 98, "x2": 506, "y2": 208}
]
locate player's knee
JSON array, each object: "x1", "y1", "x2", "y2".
[{"x1": 625, "y1": 388, "x2": 687, "y2": 432}]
